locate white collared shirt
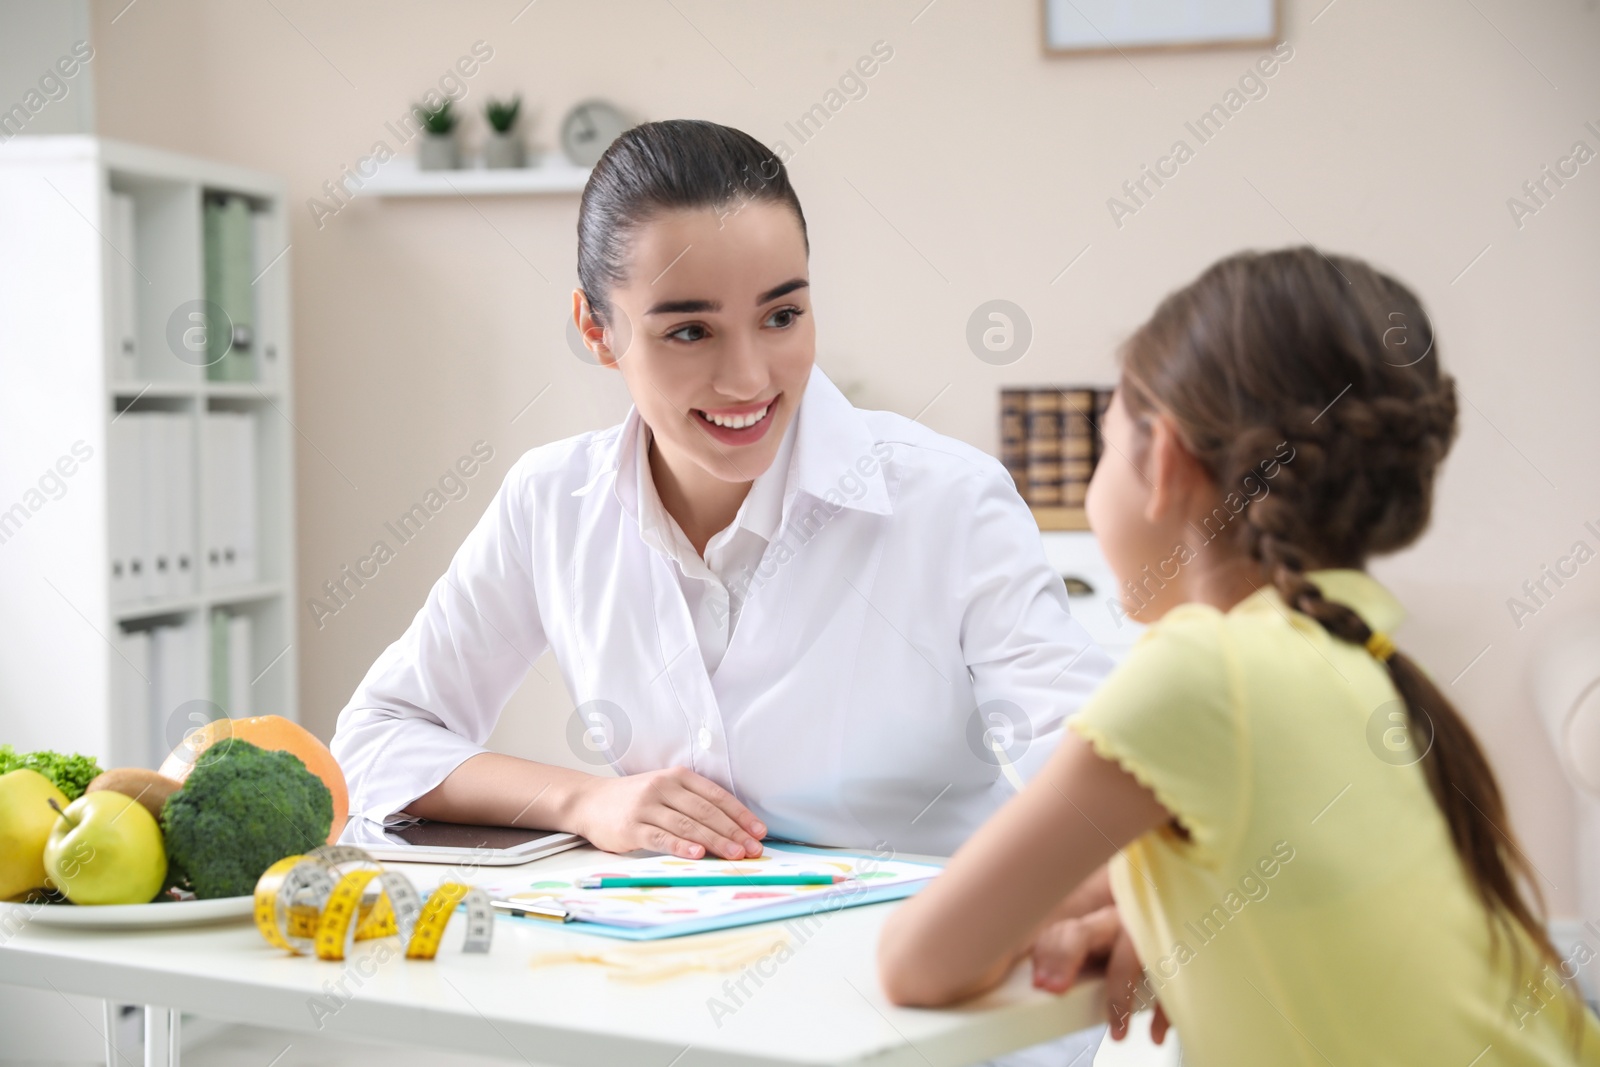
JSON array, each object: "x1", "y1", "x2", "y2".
[
  {"x1": 331, "y1": 366, "x2": 1115, "y2": 856},
  {"x1": 633, "y1": 410, "x2": 796, "y2": 676}
]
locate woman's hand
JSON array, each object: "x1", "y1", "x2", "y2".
[
  {"x1": 571, "y1": 766, "x2": 767, "y2": 860},
  {"x1": 1030, "y1": 904, "x2": 1170, "y2": 1044}
]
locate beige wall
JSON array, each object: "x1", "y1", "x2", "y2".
[{"x1": 88, "y1": 0, "x2": 1600, "y2": 913}]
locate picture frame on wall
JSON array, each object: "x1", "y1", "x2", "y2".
[{"x1": 1041, "y1": 0, "x2": 1281, "y2": 56}]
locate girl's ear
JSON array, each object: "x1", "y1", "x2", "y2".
[
  {"x1": 1143, "y1": 413, "x2": 1205, "y2": 525},
  {"x1": 571, "y1": 289, "x2": 620, "y2": 369}
]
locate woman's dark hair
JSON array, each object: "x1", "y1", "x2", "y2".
[
  {"x1": 576, "y1": 119, "x2": 808, "y2": 327},
  {"x1": 1119, "y1": 247, "x2": 1583, "y2": 1040}
]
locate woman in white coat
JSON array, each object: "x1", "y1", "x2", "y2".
[{"x1": 330, "y1": 119, "x2": 1115, "y2": 870}]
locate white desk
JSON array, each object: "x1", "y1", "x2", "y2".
[{"x1": 0, "y1": 845, "x2": 1101, "y2": 1067}]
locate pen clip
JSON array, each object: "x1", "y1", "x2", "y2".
[{"x1": 491, "y1": 897, "x2": 571, "y2": 923}]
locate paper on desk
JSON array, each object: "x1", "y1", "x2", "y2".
[{"x1": 477, "y1": 846, "x2": 938, "y2": 929}]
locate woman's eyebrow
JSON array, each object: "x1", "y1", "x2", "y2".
[
  {"x1": 756, "y1": 278, "x2": 809, "y2": 304},
  {"x1": 645, "y1": 298, "x2": 717, "y2": 315},
  {"x1": 643, "y1": 278, "x2": 809, "y2": 316}
]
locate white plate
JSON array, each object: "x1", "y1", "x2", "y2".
[{"x1": 0, "y1": 894, "x2": 254, "y2": 930}]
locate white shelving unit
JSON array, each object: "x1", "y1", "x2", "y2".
[
  {"x1": 0, "y1": 135, "x2": 297, "y2": 770},
  {"x1": 358, "y1": 152, "x2": 590, "y2": 197}
]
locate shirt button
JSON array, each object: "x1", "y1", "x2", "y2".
[{"x1": 697, "y1": 726, "x2": 713, "y2": 750}]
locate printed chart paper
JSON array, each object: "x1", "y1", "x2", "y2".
[{"x1": 479, "y1": 847, "x2": 939, "y2": 929}]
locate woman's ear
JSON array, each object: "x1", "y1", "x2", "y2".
[
  {"x1": 571, "y1": 289, "x2": 620, "y2": 369},
  {"x1": 1143, "y1": 413, "x2": 1205, "y2": 525}
]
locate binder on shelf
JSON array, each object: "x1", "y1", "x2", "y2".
[
  {"x1": 202, "y1": 411, "x2": 258, "y2": 588},
  {"x1": 202, "y1": 414, "x2": 228, "y2": 587},
  {"x1": 208, "y1": 610, "x2": 228, "y2": 711},
  {"x1": 228, "y1": 612, "x2": 252, "y2": 716},
  {"x1": 108, "y1": 415, "x2": 141, "y2": 603},
  {"x1": 108, "y1": 192, "x2": 140, "y2": 382},
  {"x1": 233, "y1": 414, "x2": 257, "y2": 584},
  {"x1": 208, "y1": 609, "x2": 254, "y2": 717},
  {"x1": 251, "y1": 209, "x2": 279, "y2": 386},
  {"x1": 204, "y1": 194, "x2": 255, "y2": 381},
  {"x1": 141, "y1": 415, "x2": 172, "y2": 599},
  {"x1": 113, "y1": 626, "x2": 151, "y2": 769},
  {"x1": 169, "y1": 415, "x2": 196, "y2": 598},
  {"x1": 111, "y1": 412, "x2": 198, "y2": 604},
  {"x1": 149, "y1": 623, "x2": 197, "y2": 769}
]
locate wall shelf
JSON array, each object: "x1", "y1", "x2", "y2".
[{"x1": 359, "y1": 153, "x2": 590, "y2": 198}]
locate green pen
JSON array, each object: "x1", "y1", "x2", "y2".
[{"x1": 576, "y1": 874, "x2": 848, "y2": 888}]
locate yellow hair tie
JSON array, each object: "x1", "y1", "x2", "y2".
[{"x1": 1366, "y1": 632, "x2": 1397, "y2": 662}]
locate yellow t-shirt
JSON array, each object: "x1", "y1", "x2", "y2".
[{"x1": 1068, "y1": 569, "x2": 1600, "y2": 1065}]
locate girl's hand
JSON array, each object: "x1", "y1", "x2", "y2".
[
  {"x1": 1030, "y1": 904, "x2": 1171, "y2": 1044},
  {"x1": 571, "y1": 766, "x2": 766, "y2": 860}
]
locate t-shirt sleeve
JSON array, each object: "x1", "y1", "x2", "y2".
[{"x1": 1067, "y1": 603, "x2": 1245, "y2": 865}]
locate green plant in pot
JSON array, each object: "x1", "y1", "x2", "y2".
[
  {"x1": 415, "y1": 99, "x2": 460, "y2": 171},
  {"x1": 484, "y1": 95, "x2": 525, "y2": 169}
]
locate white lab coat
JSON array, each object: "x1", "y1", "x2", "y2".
[{"x1": 331, "y1": 366, "x2": 1114, "y2": 857}]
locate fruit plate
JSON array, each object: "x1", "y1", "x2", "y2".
[{"x1": 0, "y1": 894, "x2": 255, "y2": 930}]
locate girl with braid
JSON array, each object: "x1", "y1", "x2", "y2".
[{"x1": 879, "y1": 247, "x2": 1600, "y2": 1063}]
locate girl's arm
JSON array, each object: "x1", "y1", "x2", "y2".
[{"x1": 877, "y1": 728, "x2": 1170, "y2": 1006}]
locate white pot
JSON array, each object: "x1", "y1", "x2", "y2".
[
  {"x1": 417, "y1": 132, "x2": 459, "y2": 171},
  {"x1": 484, "y1": 131, "x2": 526, "y2": 169}
]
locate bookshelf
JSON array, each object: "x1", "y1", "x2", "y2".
[
  {"x1": 1031, "y1": 506, "x2": 1091, "y2": 531},
  {"x1": 0, "y1": 135, "x2": 297, "y2": 771},
  {"x1": 1004, "y1": 386, "x2": 1111, "y2": 532}
]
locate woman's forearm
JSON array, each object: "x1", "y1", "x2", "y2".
[
  {"x1": 402, "y1": 751, "x2": 596, "y2": 831},
  {"x1": 400, "y1": 754, "x2": 770, "y2": 862}
]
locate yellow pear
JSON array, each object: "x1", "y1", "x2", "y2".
[{"x1": 0, "y1": 769, "x2": 70, "y2": 900}]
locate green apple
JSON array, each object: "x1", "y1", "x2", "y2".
[
  {"x1": 43, "y1": 791, "x2": 167, "y2": 905},
  {"x1": 0, "y1": 769, "x2": 70, "y2": 900}
]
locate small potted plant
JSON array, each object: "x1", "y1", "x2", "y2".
[
  {"x1": 484, "y1": 95, "x2": 525, "y2": 169},
  {"x1": 415, "y1": 99, "x2": 459, "y2": 171}
]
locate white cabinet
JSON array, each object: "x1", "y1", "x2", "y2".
[{"x1": 0, "y1": 136, "x2": 297, "y2": 769}]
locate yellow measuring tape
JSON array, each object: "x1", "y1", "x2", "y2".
[{"x1": 253, "y1": 845, "x2": 493, "y2": 961}]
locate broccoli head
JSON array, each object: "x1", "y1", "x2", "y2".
[{"x1": 160, "y1": 739, "x2": 333, "y2": 899}]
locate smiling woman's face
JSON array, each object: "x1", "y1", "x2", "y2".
[{"x1": 575, "y1": 200, "x2": 815, "y2": 488}]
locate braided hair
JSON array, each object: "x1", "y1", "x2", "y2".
[{"x1": 1118, "y1": 247, "x2": 1575, "y2": 1027}]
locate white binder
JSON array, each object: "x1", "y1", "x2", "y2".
[
  {"x1": 199, "y1": 411, "x2": 258, "y2": 589},
  {"x1": 113, "y1": 626, "x2": 152, "y2": 769},
  {"x1": 251, "y1": 211, "x2": 278, "y2": 387},
  {"x1": 141, "y1": 413, "x2": 172, "y2": 600},
  {"x1": 234, "y1": 413, "x2": 257, "y2": 585},
  {"x1": 169, "y1": 414, "x2": 196, "y2": 598},
  {"x1": 108, "y1": 192, "x2": 140, "y2": 383},
  {"x1": 150, "y1": 623, "x2": 196, "y2": 765},
  {"x1": 108, "y1": 415, "x2": 139, "y2": 603},
  {"x1": 201, "y1": 413, "x2": 228, "y2": 588}
]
